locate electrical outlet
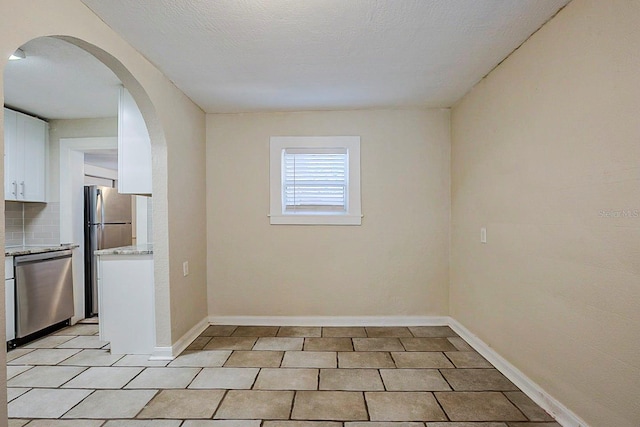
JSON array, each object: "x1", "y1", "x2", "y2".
[
  {"x1": 183, "y1": 261, "x2": 189, "y2": 277},
  {"x1": 480, "y1": 227, "x2": 487, "y2": 244}
]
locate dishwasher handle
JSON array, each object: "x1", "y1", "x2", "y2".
[{"x1": 14, "y1": 250, "x2": 73, "y2": 265}]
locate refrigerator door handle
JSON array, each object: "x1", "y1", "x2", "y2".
[{"x1": 98, "y1": 189, "x2": 106, "y2": 227}]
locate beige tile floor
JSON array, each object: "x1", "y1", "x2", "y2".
[{"x1": 6, "y1": 323, "x2": 561, "y2": 426}]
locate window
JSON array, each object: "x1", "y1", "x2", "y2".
[
  {"x1": 270, "y1": 136, "x2": 361, "y2": 225},
  {"x1": 283, "y1": 148, "x2": 347, "y2": 213}
]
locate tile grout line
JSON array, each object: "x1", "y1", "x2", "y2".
[
  {"x1": 183, "y1": 366, "x2": 204, "y2": 389},
  {"x1": 55, "y1": 388, "x2": 98, "y2": 420},
  {"x1": 209, "y1": 388, "x2": 229, "y2": 420},
  {"x1": 53, "y1": 364, "x2": 90, "y2": 389},
  {"x1": 250, "y1": 367, "x2": 262, "y2": 390},
  {"x1": 288, "y1": 389, "x2": 296, "y2": 420},
  {"x1": 120, "y1": 365, "x2": 149, "y2": 389},
  {"x1": 441, "y1": 349, "x2": 458, "y2": 369},
  {"x1": 432, "y1": 389, "x2": 452, "y2": 422},
  {"x1": 438, "y1": 366, "x2": 456, "y2": 393},
  {"x1": 501, "y1": 390, "x2": 534, "y2": 422},
  {"x1": 377, "y1": 368, "x2": 388, "y2": 391},
  {"x1": 129, "y1": 388, "x2": 160, "y2": 421},
  {"x1": 361, "y1": 390, "x2": 371, "y2": 422}
]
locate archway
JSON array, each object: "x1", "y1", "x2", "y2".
[
  {"x1": 2, "y1": 35, "x2": 171, "y2": 354},
  {"x1": 0, "y1": 2, "x2": 214, "y2": 422}
]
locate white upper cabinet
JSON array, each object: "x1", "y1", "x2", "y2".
[
  {"x1": 4, "y1": 108, "x2": 48, "y2": 202},
  {"x1": 4, "y1": 109, "x2": 18, "y2": 200},
  {"x1": 118, "y1": 87, "x2": 152, "y2": 195}
]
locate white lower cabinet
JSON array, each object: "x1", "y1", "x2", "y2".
[
  {"x1": 5, "y1": 256, "x2": 15, "y2": 342},
  {"x1": 98, "y1": 254, "x2": 154, "y2": 354}
]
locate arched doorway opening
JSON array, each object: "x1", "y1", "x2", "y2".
[{"x1": 2, "y1": 35, "x2": 169, "y2": 353}]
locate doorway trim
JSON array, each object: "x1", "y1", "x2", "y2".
[{"x1": 59, "y1": 136, "x2": 117, "y2": 324}]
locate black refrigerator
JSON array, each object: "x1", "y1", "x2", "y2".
[{"x1": 84, "y1": 186, "x2": 132, "y2": 318}]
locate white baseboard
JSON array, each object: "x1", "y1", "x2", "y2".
[
  {"x1": 208, "y1": 315, "x2": 450, "y2": 327},
  {"x1": 150, "y1": 316, "x2": 209, "y2": 361},
  {"x1": 448, "y1": 318, "x2": 590, "y2": 427},
  {"x1": 149, "y1": 346, "x2": 173, "y2": 361}
]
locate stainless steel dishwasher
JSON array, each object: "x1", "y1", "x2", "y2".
[{"x1": 14, "y1": 250, "x2": 74, "y2": 339}]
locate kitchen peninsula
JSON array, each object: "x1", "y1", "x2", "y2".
[{"x1": 95, "y1": 244, "x2": 154, "y2": 355}]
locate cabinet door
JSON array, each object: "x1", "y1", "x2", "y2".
[
  {"x1": 3, "y1": 109, "x2": 47, "y2": 203},
  {"x1": 5, "y1": 256, "x2": 13, "y2": 280},
  {"x1": 118, "y1": 87, "x2": 152, "y2": 195},
  {"x1": 6, "y1": 278, "x2": 15, "y2": 341},
  {"x1": 99, "y1": 255, "x2": 154, "y2": 354},
  {"x1": 19, "y1": 113, "x2": 47, "y2": 202},
  {"x1": 4, "y1": 108, "x2": 18, "y2": 201}
]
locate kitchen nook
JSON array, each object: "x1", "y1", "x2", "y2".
[{"x1": 4, "y1": 37, "x2": 155, "y2": 357}]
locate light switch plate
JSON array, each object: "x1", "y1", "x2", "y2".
[{"x1": 183, "y1": 261, "x2": 189, "y2": 276}]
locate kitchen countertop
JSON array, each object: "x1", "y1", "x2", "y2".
[
  {"x1": 5, "y1": 244, "x2": 79, "y2": 257},
  {"x1": 95, "y1": 244, "x2": 154, "y2": 256}
]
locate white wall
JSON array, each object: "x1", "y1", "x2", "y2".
[
  {"x1": 207, "y1": 109, "x2": 450, "y2": 318},
  {"x1": 450, "y1": 0, "x2": 640, "y2": 425},
  {"x1": 49, "y1": 117, "x2": 118, "y2": 203}
]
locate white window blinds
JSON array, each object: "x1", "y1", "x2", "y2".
[{"x1": 282, "y1": 148, "x2": 348, "y2": 213}]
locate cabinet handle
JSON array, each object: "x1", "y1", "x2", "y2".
[
  {"x1": 12, "y1": 181, "x2": 17, "y2": 196},
  {"x1": 20, "y1": 181, "x2": 25, "y2": 196}
]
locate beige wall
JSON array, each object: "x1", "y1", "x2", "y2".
[
  {"x1": 207, "y1": 109, "x2": 450, "y2": 317},
  {"x1": 1, "y1": 0, "x2": 207, "y2": 388},
  {"x1": 166, "y1": 104, "x2": 207, "y2": 341},
  {"x1": 450, "y1": 1, "x2": 640, "y2": 426}
]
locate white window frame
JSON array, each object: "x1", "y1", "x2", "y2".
[{"x1": 270, "y1": 136, "x2": 362, "y2": 225}]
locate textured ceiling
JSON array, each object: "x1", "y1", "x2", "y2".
[
  {"x1": 3, "y1": 37, "x2": 121, "y2": 120},
  {"x1": 80, "y1": 0, "x2": 570, "y2": 113},
  {"x1": 3, "y1": 1, "x2": 570, "y2": 119}
]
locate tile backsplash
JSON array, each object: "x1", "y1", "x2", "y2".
[
  {"x1": 24, "y1": 202, "x2": 60, "y2": 245},
  {"x1": 5, "y1": 201, "x2": 60, "y2": 246},
  {"x1": 5, "y1": 201, "x2": 24, "y2": 246}
]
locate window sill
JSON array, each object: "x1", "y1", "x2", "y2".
[{"x1": 269, "y1": 214, "x2": 362, "y2": 225}]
